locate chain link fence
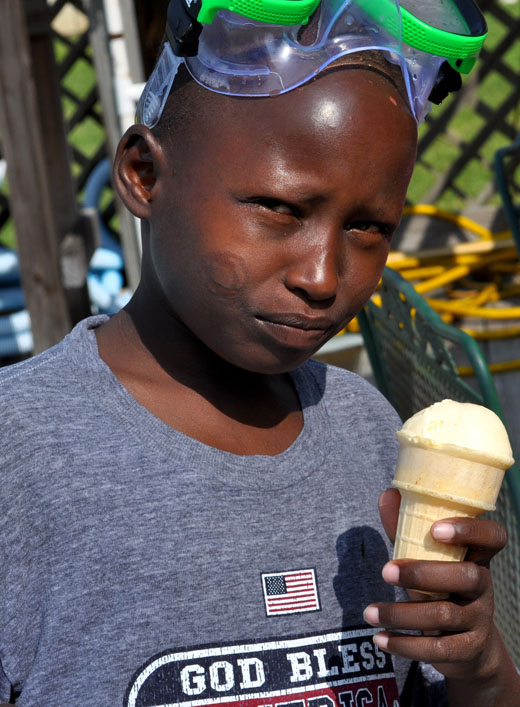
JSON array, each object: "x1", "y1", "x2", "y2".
[{"x1": 408, "y1": 0, "x2": 520, "y2": 211}]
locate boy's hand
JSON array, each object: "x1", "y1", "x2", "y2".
[{"x1": 363, "y1": 488, "x2": 520, "y2": 705}]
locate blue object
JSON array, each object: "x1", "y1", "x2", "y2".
[
  {"x1": 83, "y1": 158, "x2": 123, "y2": 257},
  {"x1": 0, "y1": 158, "x2": 131, "y2": 358}
]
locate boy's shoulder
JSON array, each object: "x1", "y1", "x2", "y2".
[
  {"x1": 302, "y1": 357, "x2": 401, "y2": 447},
  {"x1": 304, "y1": 357, "x2": 399, "y2": 417},
  {"x1": 0, "y1": 315, "x2": 106, "y2": 422}
]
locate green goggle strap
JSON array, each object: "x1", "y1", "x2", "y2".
[
  {"x1": 196, "y1": 0, "x2": 487, "y2": 72},
  {"x1": 400, "y1": 5, "x2": 487, "y2": 72},
  {"x1": 197, "y1": 0, "x2": 320, "y2": 25}
]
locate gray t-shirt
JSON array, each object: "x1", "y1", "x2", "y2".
[{"x1": 0, "y1": 316, "x2": 444, "y2": 705}]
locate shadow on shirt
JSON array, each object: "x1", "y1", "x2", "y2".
[{"x1": 333, "y1": 525, "x2": 395, "y2": 623}]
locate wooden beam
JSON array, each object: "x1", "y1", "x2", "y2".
[
  {"x1": 86, "y1": 0, "x2": 142, "y2": 290},
  {"x1": 119, "y1": 0, "x2": 145, "y2": 84},
  {"x1": 0, "y1": 0, "x2": 71, "y2": 352}
]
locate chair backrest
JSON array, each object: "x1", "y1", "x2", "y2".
[
  {"x1": 358, "y1": 266, "x2": 520, "y2": 666},
  {"x1": 494, "y1": 132, "x2": 520, "y2": 254}
]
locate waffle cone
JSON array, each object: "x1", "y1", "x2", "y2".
[
  {"x1": 391, "y1": 440, "x2": 508, "y2": 597},
  {"x1": 393, "y1": 489, "x2": 478, "y2": 563}
]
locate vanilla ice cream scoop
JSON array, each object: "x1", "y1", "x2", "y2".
[{"x1": 396, "y1": 399, "x2": 514, "y2": 469}]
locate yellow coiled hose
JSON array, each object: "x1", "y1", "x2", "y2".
[{"x1": 344, "y1": 204, "x2": 520, "y2": 375}]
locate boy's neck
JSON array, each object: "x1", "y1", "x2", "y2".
[{"x1": 94, "y1": 303, "x2": 304, "y2": 456}]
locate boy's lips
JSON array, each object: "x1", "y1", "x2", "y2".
[{"x1": 254, "y1": 312, "x2": 335, "y2": 349}]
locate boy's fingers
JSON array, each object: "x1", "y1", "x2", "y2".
[
  {"x1": 378, "y1": 488, "x2": 401, "y2": 543},
  {"x1": 372, "y1": 630, "x2": 479, "y2": 664},
  {"x1": 431, "y1": 518, "x2": 508, "y2": 565},
  {"x1": 382, "y1": 559, "x2": 492, "y2": 600},
  {"x1": 364, "y1": 600, "x2": 472, "y2": 633}
]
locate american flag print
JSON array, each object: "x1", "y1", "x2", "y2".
[{"x1": 261, "y1": 568, "x2": 320, "y2": 616}]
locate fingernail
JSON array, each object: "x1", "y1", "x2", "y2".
[
  {"x1": 363, "y1": 606, "x2": 379, "y2": 625},
  {"x1": 432, "y1": 522, "x2": 456, "y2": 541},
  {"x1": 373, "y1": 632, "x2": 389, "y2": 650},
  {"x1": 378, "y1": 489, "x2": 398, "y2": 507},
  {"x1": 382, "y1": 562, "x2": 400, "y2": 584},
  {"x1": 378, "y1": 491, "x2": 390, "y2": 507}
]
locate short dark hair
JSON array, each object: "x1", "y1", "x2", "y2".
[{"x1": 152, "y1": 49, "x2": 205, "y2": 145}]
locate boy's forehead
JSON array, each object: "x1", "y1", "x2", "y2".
[
  {"x1": 162, "y1": 54, "x2": 411, "y2": 147},
  {"x1": 213, "y1": 65, "x2": 408, "y2": 141}
]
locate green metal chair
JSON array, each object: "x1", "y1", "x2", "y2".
[
  {"x1": 357, "y1": 266, "x2": 520, "y2": 666},
  {"x1": 494, "y1": 131, "x2": 520, "y2": 254}
]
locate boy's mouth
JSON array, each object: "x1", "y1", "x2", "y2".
[
  {"x1": 255, "y1": 313, "x2": 334, "y2": 349},
  {"x1": 256, "y1": 313, "x2": 333, "y2": 331}
]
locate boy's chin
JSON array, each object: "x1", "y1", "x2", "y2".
[{"x1": 223, "y1": 347, "x2": 323, "y2": 376}]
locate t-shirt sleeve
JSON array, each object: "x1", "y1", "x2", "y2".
[
  {"x1": 399, "y1": 660, "x2": 447, "y2": 706},
  {"x1": 416, "y1": 663, "x2": 447, "y2": 706}
]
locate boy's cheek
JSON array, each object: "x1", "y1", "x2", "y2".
[{"x1": 202, "y1": 251, "x2": 250, "y2": 299}]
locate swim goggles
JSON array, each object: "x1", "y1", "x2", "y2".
[{"x1": 136, "y1": 0, "x2": 487, "y2": 127}]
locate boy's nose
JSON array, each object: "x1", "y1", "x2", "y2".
[{"x1": 283, "y1": 240, "x2": 340, "y2": 303}]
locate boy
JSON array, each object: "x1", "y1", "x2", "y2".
[{"x1": 1, "y1": 0, "x2": 519, "y2": 704}]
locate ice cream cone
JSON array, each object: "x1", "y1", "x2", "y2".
[{"x1": 391, "y1": 401, "x2": 514, "y2": 597}]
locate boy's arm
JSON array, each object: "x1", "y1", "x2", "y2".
[{"x1": 363, "y1": 489, "x2": 520, "y2": 706}]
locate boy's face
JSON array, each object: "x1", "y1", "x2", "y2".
[{"x1": 141, "y1": 67, "x2": 417, "y2": 374}]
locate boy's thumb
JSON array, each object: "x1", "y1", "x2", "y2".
[{"x1": 378, "y1": 488, "x2": 401, "y2": 544}]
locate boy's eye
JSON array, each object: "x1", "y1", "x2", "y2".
[
  {"x1": 248, "y1": 197, "x2": 301, "y2": 221},
  {"x1": 346, "y1": 221, "x2": 394, "y2": 242}
]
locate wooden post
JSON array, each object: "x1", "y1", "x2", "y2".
[
  {"x1": 0, "y1": 0, "x2": 71, "y2": 352},
  {"x1": 24, "y1": 0, "x2": 93, "y2": 327}
]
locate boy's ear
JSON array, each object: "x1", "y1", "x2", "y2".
[{"x1": 112, "y1": 125, "x2": 165, "y2": 220}]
